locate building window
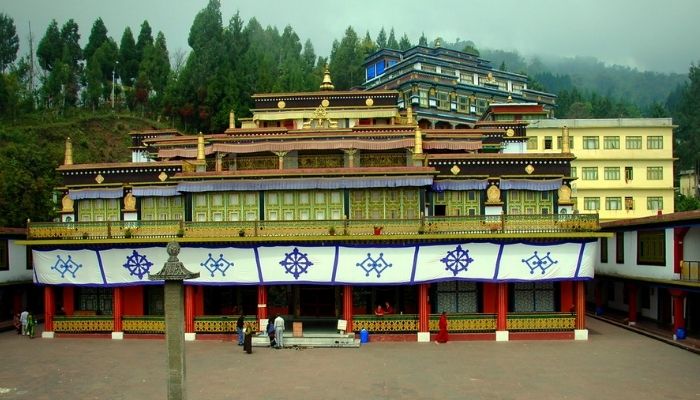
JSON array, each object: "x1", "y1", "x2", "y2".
[
  {"x1": 646, "y1": 167, "x2": 663, "y2": 180},
  {"x1": 582, "y1": 167, "x2": 598, "y2": 180},
  {"x1": 570, "y1": 167, "x2": 577, "y2": 178},
  {"x1": 600, "y1": 237, "x2": 608, "y2": 263},
  {"x1": 646, "y1": 196, "x2": 663, "y2": 210},
  {"x1": 625, "y1": 196, "x2": 634, "y2": 211},
  {"x1": 604, "y1": 136, "x2": 620, "y2": 149},
  {"x1": 583, "y1": 197, "x2": 600, "y2": 210},
  {"x1": 556, "y1": 136, "x2": 574, "y2": 150},
  {"x1": 419, "y1": 90, "x2": 428, "y2": 107},
  {"x1": 436, "y1": 91, "x2": 449, "y2": 110},
  {"x1": 616, "y1": 232, "x2": 625, "y2": 263},
  {"x1": 605, "y1": 197, "x2": 622, "y2": 210},
  {"x1": 0, "y1": 240, "x2": 8, "y2": 271},
  {"x1": 647, "y1": 136, "x2": 663, "y2": 149},
  {"x1": 457, "y1": 95, "x2": 470, "y2": 113},
  {"x1": 624, "y1": 166, "x2": 633, "y2": 181},
  {"x1": 526, "y1": 137, "x2": 537, "y2": 150},
  {"x1": 582, "y1": 136, "x2": 599, "y2": 149},
  {"x1": 626, "y1": 136, "x2": 642, "y2": 149},
  {"x1": 544, "y1": 136, "x2": 553, "y2": 150},
  {"x1": 637, "y1": 229, "x2": 665, "y2": 266},
  {"x1": 604, "y1": 167, "x2": 620, "y2": 180}
]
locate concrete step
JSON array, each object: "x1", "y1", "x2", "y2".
[{"x1": 251, "y1": 332, "x2": 360, "y2": 348}]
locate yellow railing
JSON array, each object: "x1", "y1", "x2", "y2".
[
  {"x1": 506, "y1": 313, "x2": 576, "y2": 331},
  {"x1": 27, "y1": 214, "x2": 599, "y2": 239}
]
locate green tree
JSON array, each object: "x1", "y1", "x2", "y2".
[
  {"x1": 135, "y1": 20, "x2": 153, "y2": 64},
  {"x1": 83, "y1": 17, "x2": 108, "y2": 62},
  {"x1": 84, "y1": 54, "x2": 102, "y2": 109},
  {"x1": 376, "y1": 27, "x2": 387, "y2": 49},
  {"x1": 387, "y1": 28, "x2": 399, "y2": 50},
  {"x1": 329, "y1": 26, "x2": 363, "y2": 90},
  {"x1": 119, "y1": 27, "x2": 138, "y2": 86},
  {"x1": 461, "y1": 41, "x2": 479, "y2": 56},
  {"x1": 0, "y1": 13, "x2": 19, "y2": 72},
  {"x1": 673, "y1": 63, "x2": 700, "y2": 171},
  {"x1": 675, "y1": 192, "x2": 700, "y2": 211},
  {"x1": 418, "y1": 32, "x2": 428, "y2": 46},
  {"x1": 59, "y1": 19, "x2": 82, "y2": 107},
  {"x1": 37, "y1": 20, "x2": 62, "y2": 71},
  {"x1": 398, "y1": 33, "x2": 411, "y2": 51},
  {"x1": 138, "y1": 31, "x2": 170, "y2": 109}
]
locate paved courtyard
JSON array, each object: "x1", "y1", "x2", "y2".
[{"x1": 0, "y1": 318, "x2": 698, "y2": 400}]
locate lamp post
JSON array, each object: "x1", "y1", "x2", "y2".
[
  {"x1": 149, "y1": 242, "x2": 199, "y2": 400},
  {"x1": 111, "y1": 61, "x2": 118, "y2": 109}
]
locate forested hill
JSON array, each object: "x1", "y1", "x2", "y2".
[
  {"x1": 0, "y1": 113, "x2": 165, "y2": 227},
  {"x1": 448, "y1": 41, "x2": 687, "y2": 109}
]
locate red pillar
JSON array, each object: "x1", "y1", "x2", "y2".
[
  {"x1": 482, "y1": 283, "x2": 498, "y2": 314},
  {"x1": 184, "y1": 285, "x2": 195, "y2": 333},
  {"x1": 343, "y1": 286, "x2": 353, "y2": 332},
  {"x1": 257, "y1": 285, "x2": 268, "y2": 322},
  {"x1": 559, "y1": 281, "x2": 574, "y2": 313},
  {"x1": 12, "y1": 289, "x2": 22, "y2": 314},
  {"x1": 44, "y1": 286, "x2": 54, "y2": 332},
  {"x1": 674, "y1": 227, "x2": 690, "y2": 274},
  {"x1": 670, "y1": 289, "x2": 686, "y2": 334},
  {"x1": 575, "y1": 281, "x2": 586, "y2": 329},
  {"x1": 418, "y1": 284, "x2": 429, "y2": 332},
  {"x1": 63, "y1": 286, "x2": 75, "y2": 316},
  {"x1": 496, "y1": 283, "x2": 508, "y2": 331},
  {"x1": 113, "y1": 287, "x2": 123, "y2": 332},
  {"x1": 627, "y1": 283, "x2": 638, "y2": 325},
  {"x1": 194, "y1": 286, "x2": 204, "y2": 316}
]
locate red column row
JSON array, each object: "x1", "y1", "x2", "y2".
[
  {"x1": 343, "y1": 285, "x2": 353, "y2": 332},
  {"x1": 44, "y1": 286, "x2": 54, "y2": 333},
  {"x1": 418, "y1": 284, "x2": 429, "y2": 332}
]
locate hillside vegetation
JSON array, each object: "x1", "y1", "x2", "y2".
[{"x1": 0, "y1": 112, "x2": 166, "y2": 227}]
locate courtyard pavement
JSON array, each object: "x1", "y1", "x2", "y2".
[{"x1": 0, "y1": 318, "x2": 698, "y2": 400}]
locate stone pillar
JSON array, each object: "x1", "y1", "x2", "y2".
[
  {"x1": 184, "y1": 285, "x2": 196, "y2": 341},
  {"x1": 627, "y1": 283, "x2": 638, "y2": 325},
  {"x1": 274, "y1": 151, "x2": 287, "y2": 170},
  {"x1": 112, "y1": 287, "x2": 123, "y2": 339},
  {"x1": 257, "y1": 285, "x2": 268, "y2": 323},
  {"x1": 496, "y1": 282, "x2": 508, "y2": 341},
  {"x1": 42, "y1": 286, "x2": 55, "y2": 338},
  {"x1": 574, "y1": 281, "x2": 588, "y2": 340},
  {"x1": 670, "y1": 289, "x2": 686, "y2": 339},
  {"x1": 149, "y1": 242, "x2": 200, "y2": 400},
  {"x1": 343, "y1": 285, "x2": 353, "y2": 334},
  {"x1": 417, "y1": 284, "x2": 430, "y2": 342}
]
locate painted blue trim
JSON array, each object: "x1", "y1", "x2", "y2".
[
  {"x1": 253, "y1": 247, "x2": 263, "y2": 283},
  {"x1": 409, "y1": 246, "x2": 420, "y2": 283},
  {"x1": 95, "y1": 250, "x2": 107, "y2": 284},
  {"x1": 330, "y1": 246, "x2": 340, "y2": 283},
  {"x1": 493, "y1": 244, "x2": 505, "y2": 280},
  {"x1": 574, "y1": 242, "x2": 586, "y2": 278}
]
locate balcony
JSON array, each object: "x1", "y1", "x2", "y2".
[{"x1": 27, "y1": 213, "x2": 599, "y2": 241}]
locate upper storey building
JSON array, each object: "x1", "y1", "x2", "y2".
[{"x1": 362, "y1": 45, "x2": 556, "y2": 129}]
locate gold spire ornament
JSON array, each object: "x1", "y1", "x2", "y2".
[
  {"x1": 64, "y1": 137, "x2": 73, "y2": 165},
  {"x1": 320, "y1": 65, "x2": 335, "y2": 91},
  {"x1": 197, "y1": 132, "x2": 205, "y2": 161},
  {"x1": 229, "y1": 111, "x2": 235, "y2": 129},
  {"x1": 562, "y1": 125, "x2": 571, "y2": 153},
  {"x1": 414, "y1": 127, "x2": 423, "y2": 154}
]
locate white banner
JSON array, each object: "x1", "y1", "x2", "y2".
[{"x1": 33, "y1": 240, "x2": 596, "y2": 286}]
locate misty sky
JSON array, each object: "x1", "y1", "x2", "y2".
[{"x1": 4, "y1": 0, "x2": 699, "y2": 74}]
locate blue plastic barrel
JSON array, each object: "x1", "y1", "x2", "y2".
[
  {"x1": 675, "y1": 328, "x2": 686, "y2": 340},
  {"x1": 360, "y1": 328, "x2": 369, "y2": 344}
]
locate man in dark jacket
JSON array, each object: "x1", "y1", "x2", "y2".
[{"x1": 236, "y1": 314, "x2": 245, "y2": 346}]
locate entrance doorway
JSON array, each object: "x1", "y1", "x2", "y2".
[{"x1": 299, "y1": 285, "x2": 337, "y2": 318}]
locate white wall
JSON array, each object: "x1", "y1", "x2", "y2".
[
  {"x1": 596, "y1": 228, "x2": 675, "y2": 280},
  {"x1": 0, "y1": 239, "x2": 31, "y2": 283}
]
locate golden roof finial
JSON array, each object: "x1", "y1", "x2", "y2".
[
  {"x1": 562, "y1": 126, "x2": 570, "y2": 153},
  {"x1": 507, "y1": 95, "x2": 512, "y2": 103},
  {"x1": 406, "y1": 105, "x2": 415, "y2": 125},
  {"x1": 64, "y1": 136, "x2": 73, "y2": 165},
  {"x1": 320, "y1": 65, "x2": 335, "y2": 91},
  {"x1": 229, "y1": 110, "x2": 235, "y2": 129},
  {"x1": 435, "y1": 38, "x2": 441, "y2": 48},
  {"x1": 197, "y1": 132, "x2": 205, "y2": 161},
  {"x1": 414, "y1": 126, "x2": 423, "y2": 154}
]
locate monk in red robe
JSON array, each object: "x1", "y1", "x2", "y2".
[{"x1": 436, "y1": 311, "x2": 449, "y2": 343}]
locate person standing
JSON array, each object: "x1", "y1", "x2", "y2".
[
  {"x1": 19, "y1": 310, "x2": 28, "y2": 336},
  {"x1": 13, "y1": 313, "x2": 21, "y2": 335},
  {"x1": 26, "y1": 312, "x2": 36, "y2": 339},
  {"x1": 236, "y1": 313, "x2": 245, "y2": 346},
  {"x1": 243, "y1": 323, "x2": 253, "y2": 354},
  {"x1": 274, "y1": 314, "x2": 285, "y2": 349},
  {"x1": 266, "y1": 319, "x2": 277, "y2": 348},
  {"x1": 436, "y1": 311, "x2": 449, "y2": 343}
]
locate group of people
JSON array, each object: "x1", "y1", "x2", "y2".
[
  {"x1": 236, "y1": 313, "x2": 286, "y2": 353},
  {"x1": 374, "y1": 301, "x2": 394, "y2": 316},
  {"x1": 13, "y1": 310, "x2": 37, "y2": 338}
]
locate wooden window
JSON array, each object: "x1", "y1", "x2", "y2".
[
  {"x1": 556, "y1": 136, "x2": 574, "y2": 150},
  {"x1": 605, "y1": 197, "x2": 622, "y2": 210},
  {"x1": 625, "y1": 136, "x2": 642, "y2": 149},
  {"x1": 544, "y1": 136, "x2": 553, "y2": 150},
  {"x1": 582, "y1": 136, "x2": 599, "y2": 149},
  {"x1": 616, "y1": 232, "x2": 625, "y2": 263},
  {"x1": 646, "y1": 136, "x2": 663, "y2": 149},
  {"x1": 646, "y1": 167, "x2": 663, "y2": 180},
  {"x1": 600, "y1": 237, "x2": 608, "y2": 263},
  {"x1": 604, "y1": 136, "x2": 620, "y2": 149},
  {"x1": 637, "y1": 230, "x2": 665, "y2": 266},
  {"x1": 625, "y1": 197, "x2": 634, "y2": 211},
  {"x1": 624, "y1": 166, "x2": 633, "y2": 181},
  {"x1": 583, "y1": 197, "x2": 600, "y2": 211},
  {"x1": 604, "y1": 167, "x2": 620, "y2": 180},
  {"x1": 526, "y1": 137, "x2": 537, "y2": 150},
  {"x1": 646, "y1": 196, "x2": 663, "y2": 210},
  {"x1": 582, "y1": 167, "x2": 598, "y2": 180}
]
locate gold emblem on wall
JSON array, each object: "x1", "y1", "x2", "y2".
[
  {"x1": 506, "y1": 128, "x2": 515, "y2": 137},
  {"x1": 321, "y1": 99, "x2": 330, "y2": 107},
  {"x1": 486, "y1": 184, "x2": 501, "y2": 204},
  {"x1": 277, "y1": 100, "x2": 286, "y2": 109},
  {"x1": 159, "y1": 172, "x2": 168, "y2": 181},
  {"x1": 450, "y1": 165, "x2": 461, "y2": 175},
  {"x1": 525, "y1": 164, "x2": 535, "y2": 174},
  {"x1": 95, "y1": 174, "x2": 104, "y2": 184},
  {"x1": 365, "y1": 98, "x2": 374, "y2": 107},
  {"x1": 123, "y1": 192, "x2": 136, "y2": 211}
]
